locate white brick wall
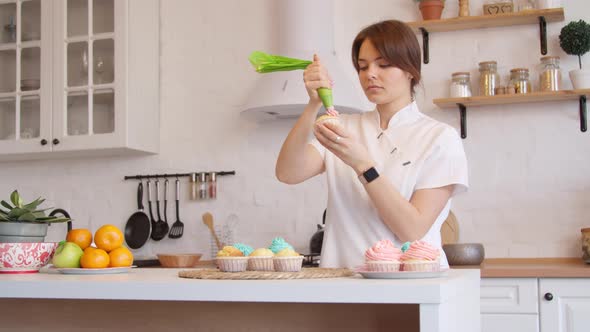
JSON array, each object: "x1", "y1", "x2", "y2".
[{"x1": 1, "y1": 0, "x2": 588, "y2": 260}]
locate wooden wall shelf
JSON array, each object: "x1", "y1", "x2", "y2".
[
  {"x1": 433, "y1": 89, "x2": 590, "y2": 138},
  {"x1": 406, "y1": 8, "x2": 565, "y2": 63}
]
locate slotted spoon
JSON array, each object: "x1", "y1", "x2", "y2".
[{"x1": 168, "y1": 179, "x2": 184, "y2": 239}]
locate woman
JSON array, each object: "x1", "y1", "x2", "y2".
[{"x1": 275, "y1": 20, "x2": 468, "y2": 268}]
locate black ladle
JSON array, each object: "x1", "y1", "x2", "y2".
[
  {"x1": 147, "y1": 180, "x2": 163, "y2": 241},
  {"x1": 153, "y1": 180, "x2": 168, "y2": 240},
  {"x1": 124, "y1": 182, "x2": 151, "y2": 249}
]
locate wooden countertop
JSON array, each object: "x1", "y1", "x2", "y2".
[{"x1": 453, "y1": 257, "x2": 590, "y2": 278}]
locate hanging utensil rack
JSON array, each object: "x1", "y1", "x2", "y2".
[{"x1": 123, "y1": 171, "x2": 235, "y2": 181}]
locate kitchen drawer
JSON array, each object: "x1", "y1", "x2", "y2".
[
  {"x1": 481, "y1": 278, "x2": 538, "y2": 314},
  {"x1": 482, "y1": 313, "x2": 539, "y2": 332}
]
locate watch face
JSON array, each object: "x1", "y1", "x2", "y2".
[{"x1": 363, "y1": 167, "x2": 379, "y2": 183}]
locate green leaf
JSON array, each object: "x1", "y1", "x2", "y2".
[
  {"x1": 23, "y1": 198, "x2": 45, "y2": 211},
  {"x1": 17, "y1": 212, "x2": 37, "y2": 222},
  {"x1": 0, "y1": 208, "x2": 8, "y2": 215},
  {"x1": 10, "y1": 190, "x2": 23, "y2": 208},
  {"x1": 0, "y1": 214, "x2": 8, "y2": 221},
  {"x1": 1, "y1": 200, "x2": 14, "y2": 210},
  {"x1": 8, "y1": 207, "x2": 28, "y2": 219},
  {"x1": 32, "y1": 211, "x2": 47, "y2": 218},
  {"x1": 41, "y1": 217, "x2": 71, "y2": 223}
]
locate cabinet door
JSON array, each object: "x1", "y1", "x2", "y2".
[
  {"x1": 52, "y1": 0, "x2": 124, "y2": 152},
  {"x1": 539, "y1": 278, "x2": 590, "y2": 332},
  {"x1": 481, "y1": 278, "x2": 539, "y2": 314},
  {"x1": 482, "y1": 314, "x2": 539, "y2": 332},
  {"x1": 0, "y1": 0, "x2": 51, "y2": 156}
]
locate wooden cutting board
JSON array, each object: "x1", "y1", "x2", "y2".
[{"x1": 441, "y1": 210, "x2": 459, "y2": 245}]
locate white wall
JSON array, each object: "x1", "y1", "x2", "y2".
[{"x1": 1, "y1": 0, "x2": 589, "y2": 260}]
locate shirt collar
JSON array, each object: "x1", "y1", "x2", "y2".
[{"x1": 372, "y1": 101, "x2": 422, "y2": 130}]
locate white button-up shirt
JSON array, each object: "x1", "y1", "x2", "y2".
[{"x1": 310, "y1": 101, "x2": 468, "y2": 268}]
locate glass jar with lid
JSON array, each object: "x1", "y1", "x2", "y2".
[
  {"x1": 509, "y1": 68, "x2": 531, "y2": 94},
  {"x1": 450, "y1": 72, "x2": 472, "y2": 98},
  {"x1": 539, "y1": 56, "x2": 562, "y2": 92},
  {"x1": 478, "y1": 61, "x2": 499, "y2": 96}
]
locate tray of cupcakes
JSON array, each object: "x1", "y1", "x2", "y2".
[
  {"x1": 355, "y1": 240, "x2": 449, "y2": 279},
  {"x1": 178, "y1": 237, "x2": 354, "y2": 280}
]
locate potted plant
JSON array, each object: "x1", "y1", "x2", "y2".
[
  {"x1": 0, "y1": 190, "x2": 71, "y2": 243},
  {"x1": 559, "y1": 20, "x2": 590, "y2": 89},
  {"x1": 415, "y1": 0, "x2": 445, "y2": 21}
]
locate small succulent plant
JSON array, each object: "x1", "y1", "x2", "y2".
[{"x1": 0, "y1": 190, "x2": 70, "y2": 223}]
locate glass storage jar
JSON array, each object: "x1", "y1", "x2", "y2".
[
  {"x1": 509, "y1": 68, "x2": 531, "y2": 94},
  {"x1": 478, "y1": 61, "x2": 499, "y2": 96},
  {"x1": 539, "y1": 56, "x2": 562, "y2": 92},
  {"x1": 450, "y1": 72, "x2": 472, "y2": 98}
]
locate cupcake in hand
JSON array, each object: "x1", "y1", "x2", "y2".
[
  {"x1": 248, "y1": 248, "x2": 274, "y2": 271},
  {"x1": 315, "y1": 108, "x2": 340, "y2": 127},
  {"x1": 216, "y1": 246, "x2": 248, "y2": 272},
  {"x1": 365, "y1": 239, "x2": 402, "y2": 272},
  {"x1": 273, "y1": 248, "x2": 304, "y2": 272},
  {"x1": 400, "y1": 240, "x2": 440, "y2": 272}
]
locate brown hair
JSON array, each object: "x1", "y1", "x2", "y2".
[{"x1": 351, "y1": 20, "x2": 421, "y2": 95}]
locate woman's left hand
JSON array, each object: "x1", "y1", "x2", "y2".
[{"x1": 313, "y1": 121, "x2": 374, "y2": 174}]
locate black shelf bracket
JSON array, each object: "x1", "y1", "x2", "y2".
[
  {"x1": 124, "y1": 171, "x2": 236, "y2": 181},
  {"x1": 420, "y1": 27, "x2": 429, "y2": 64},
  {"x1": 580, "y1": 95, "x2": 587, "y2": 132},
  {"x1": 539, "y1": 16, "x2": 547, "y2": 55},
  {"x1": 458, "y1": 103, "x2": 467, "y2": 139}
]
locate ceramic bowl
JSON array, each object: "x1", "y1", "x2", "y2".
[
  {"x1": 157, "y1": 253, "x2": 202, "y2": 268},
  {"x1": 443, "y1": 243, "x2": 485, "y2": 266},
  {"x1": 0, "y1": 242, "x2": 59, "y2": 273}
]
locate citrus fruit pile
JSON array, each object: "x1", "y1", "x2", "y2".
[{"x1": 63, "y1": 225, "x2": 133, "y2": 268}]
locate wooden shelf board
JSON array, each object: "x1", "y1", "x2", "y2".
[
  {"x1": 407, "y1": 8, "x2": 564, "y2": 33},
  {"x1": 434, "y1": 89, "x2": 590, "y2": 108}
]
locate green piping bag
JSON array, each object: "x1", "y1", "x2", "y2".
[{"x1": 249, "y1": 51, "x2": 334, "y2": 111}]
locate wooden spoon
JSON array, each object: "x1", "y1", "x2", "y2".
[{"x1": 202, "y1": 212, "x2": 223, "y2": 251}]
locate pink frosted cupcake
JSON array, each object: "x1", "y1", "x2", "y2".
[
  {"x1": 400, "y1": 241, "x2": 441, "y2": 272},
  {"x1": 365, "y1": 239, "x2": 402, "y2": 272}
]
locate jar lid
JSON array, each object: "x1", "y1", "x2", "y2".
[
  {"x1": 478, "y1": 61, "x2": 497, "y2": 65},
  {"x1": 452, "y1": 72, "x2": 470, "y2": 76},
  {"x1": 540, "y1": 56, "x2": 560, "y2": 61},
  {"x1": 582, "y1": 228, "x2": 590, "y2": 233},
  {"x1": 510, "y1": 68, "x2": 529, "y2": 72}
]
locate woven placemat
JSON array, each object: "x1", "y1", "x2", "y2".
[{"x1": 178, "y1": 268, "x2": 354, "y2": 280}]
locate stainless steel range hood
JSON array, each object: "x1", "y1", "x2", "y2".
[{"x1": 241, "y1": 0, "x2": 368, "y2": 120}]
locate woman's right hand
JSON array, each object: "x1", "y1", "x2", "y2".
[{"x1": 303, "y1": 54, "x2": 332, "y2": 106}]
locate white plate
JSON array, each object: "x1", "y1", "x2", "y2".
[
  {"x1": 357, "y1": 269, "x2": 449, "y2": 279},
  {"x1": 56, "y1": 266, "x2": 134, "y2": 275}
]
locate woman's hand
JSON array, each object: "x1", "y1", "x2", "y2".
[
  {"x1": 303, "y1": 54, "x2": 332, "y2": 106},
  {"x1": 313, "y1": 121, "x2": 374, "y2": 174}
]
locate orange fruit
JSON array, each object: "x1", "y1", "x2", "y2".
[
  {"x1": 84, "y1": 246, "x2": 97, "y2": 255},
  {"x1": 80, "y1": 248, "x2": 110, "y2": 268},
  {"x1": 94, "y1": 225, "x2": 124, "y2": 252},
  {"x1": 108, "y1": 247, "x2": 134, "y2": 267},
  {"x1": 66, "y1": 229, "x2": 93, "y2": 250}
]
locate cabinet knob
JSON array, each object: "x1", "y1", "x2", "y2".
[
  {"x1": 40, "y1": 139, "x2": 47, "y2": 146},
  {"x1": 544, "y1": 293, "x2": 553, "y2": 301},
  {"x1": 52, "y1": 138, "x2": 60, "y2": 145}
]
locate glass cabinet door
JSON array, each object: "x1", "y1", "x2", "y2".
[
  {"x1": 64, "y1": 0, "x2": 114, "y2": 138},
  {"x1": 0, "y1": 0, "x2": 42, "y2": 144}
]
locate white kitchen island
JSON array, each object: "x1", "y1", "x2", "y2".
[{"x1": 0, "y1": 268, "x2": 480, "y2": 332}]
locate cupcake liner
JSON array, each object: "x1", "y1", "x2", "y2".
[
  {"x1": 402, "y1": 260, "x2": 440, "y2": 272},
  {"x1": 216, "y1": 257, "x2": 248, "y2": 272},
  {"x1": 273, "y1": 256, "x2": 304, "y2": 272},
  {"x1": 366, "y1": 260, "x2": 401, "y2": 272},
  {"x1": 248, "y1": 256, "x2": 274, "y2": 271}
]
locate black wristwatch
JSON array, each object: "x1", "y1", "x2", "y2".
[{"x1": 359, "y1": 167, "x2": 379, "y2": 185}]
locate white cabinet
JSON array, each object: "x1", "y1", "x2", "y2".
[
  {"x1": 539, "y1": 279, "x2": 590, "y2": 332},
  {"x1": 481, "y1": 278, "x2": 590, "y2": 332},
  {"x1": 0, "y1": 0, "x2": 159, "y2": 161},
  {"x1": 481, "y1": 278, "x2": 539, "y2": 332}
]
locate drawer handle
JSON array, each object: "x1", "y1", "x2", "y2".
[
  {"x1": 544, "y1": 292, "x2": 553, "y2": 301},
  {"x1": 52, "y1": 138, "x2": 60, "y2": 145},
  {"x1": 40, "y1": 139, "x2": 47, "y2": 146}
]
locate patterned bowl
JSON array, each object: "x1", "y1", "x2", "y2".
[{"x1": 0, "y1": 242, "x2": 59, "y2": 273}]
